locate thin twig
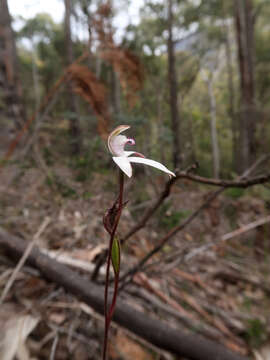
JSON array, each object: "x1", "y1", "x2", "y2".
[
  {"x1": 134, "y1": 272, "x2": 194, "y2": 319},
  {"x1": 120, "y1": 176, "x2": 178, "y2": 245},
  {"x1": 0, "y1": 217, "x2": 50, "y2": 304},
  {"x1": 121, "y1": 164, "x2": 196, "y2": 245},
  {"x1": 175, "y1": 164, "x2": 270, "y2": 188},
  {"x1": 185, "y1": 215, "x2": 270, "y2": 262},
  {"x1": 222, "y1": 215, "x2": 270, "y2": 241},
  {"x1": 50, "y1": 331, "x2": 59, "y2": 360}
]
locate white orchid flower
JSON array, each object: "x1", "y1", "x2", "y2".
[{"x1": 108, "y1": 125, "x2": 176, "y2": 178}]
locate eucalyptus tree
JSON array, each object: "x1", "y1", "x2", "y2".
[
  {"x1": 127, "y1": 0, "x2": 196, "y2": 168},
  {"x1": 167, "y1": 0, "x2": 182, "y2": 169},
  {"x1": 198, "y1": 0, "x2": 265, "y2": 172},
  {"x1": 0, "y1": 0, "x2": 25, "y2": 129},
  {"x1": 18, "y1": 13, "x2": 67, "y2": 114},
  {"x1": 234, "y1": 0, "x2": 256, "y2": 172},
  {"x1": 19, "y1": 13, "x2": 56, "y2": 112}
]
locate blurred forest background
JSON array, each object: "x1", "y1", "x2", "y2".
[{"x1": 0, "y1": 0, "x2": 270, "y2": 359}]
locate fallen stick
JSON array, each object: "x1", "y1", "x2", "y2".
[
  {"x1": 0, "y1": 227, "x2": 249, "y2": 360},
  {"x1": 221, "y1": 215, "x2": 270, "y2": 242},
  {"x1": 0, "y1": 217, "x2": 50, "y2": 304},
  {"x1": 186, "y1": 215, "x2": 270, "y2": 262}
]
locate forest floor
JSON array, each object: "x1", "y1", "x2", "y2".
[{"x1": 0, "y1": 148, "x2": 270, "y2": 360}]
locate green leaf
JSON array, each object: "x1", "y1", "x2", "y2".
[{"x1": 111, "y1": 237, "x2": 121, "y2": 274}]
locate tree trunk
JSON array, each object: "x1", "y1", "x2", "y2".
[
  {"x1": 31, "y1": 42, "x2": 40, "y2": 113},
  {"x1": 223, "y1": 17, "x2": 238, "y2": 172},
  {"x1": 234, "y1": 0, "x2": 256, "y2": 173},
  {"x1": 64, "y1": 0, "x2": 81, "y2": 155},
  {"x1": 167, "y1": 0, "x2": 181, "y2": 169},
  {"x1": 81, "y1": 0, "x2": 93, "y2": 67},
  {"x1": 0, "y1": 0, "x2": 25, "y2": 129},
  {"x1": 207, "y1": 77, "x2": 220, "y2": 178}
]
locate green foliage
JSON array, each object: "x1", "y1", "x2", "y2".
[
  {"x1": 255, "y1": 26, "x2": 270, "y2": 104},
  {"x1": 225, "y1": 188, "x2": 245, "y2": 199},
  {"x1": 176, "y1": 52, "x2": 200, "y2": 96},
  {"x1": 158, "y1": 201, "x2": 191, "y2": 230},
  {"x1": 74, "y1": 155, "x2": 92, "y2": 182},
  {"x1": 17, "y1": 13, "x2": 65, "y2": 107},
  {"x1": 19, "y1": 13, "x2": 56, "y2": 39},
  {"x1": 72, "y1": 137, "x2": 104, "y2": 182},
  {"x1": 244, "y1": 318, "x2": 267, "y2": 347},
  {"x1": 43, "y1": 147, "x2": 54, "y2": 166},
  {"x1": 45, "y1": 174, "x2": 77, "y2": 198},
  {"x1": 82, "y1": 191, "x2": 92, "y2": 199},
  {"x1": 161, "y1": 209, "x2": 191, "y2": 229}
]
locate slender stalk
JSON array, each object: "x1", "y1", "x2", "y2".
[{"x1": 103, "y1": 170, "x2": 124, "y2": 360}]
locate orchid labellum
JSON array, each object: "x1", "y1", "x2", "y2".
[{"x1": 108, "y1": 125, "x2": 176, "y2": 178}]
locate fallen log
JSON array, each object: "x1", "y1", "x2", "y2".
[{"x1": 0, "y1": 227, "x2": 249, "y2": 360}]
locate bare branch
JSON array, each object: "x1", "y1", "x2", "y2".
[
  {"x1": 121, "y1": 175, "x2": 178, "y2": 245},
  {"x1": 175, "y1": 171, "x2": 270, "y2": 188},
  {"x1": 120, "y1": 156, "x2": 267, "y2": 285}
]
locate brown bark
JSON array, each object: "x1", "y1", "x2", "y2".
[
  {"x1": 167, "y1": 0, "x2": 181, "y2": 169},
  {"x1": 222, "y1": 17, "x2": 238, "y2": 171},
  {"x1": 0, "y1": 0, "x2": 25, "y2": 128},
  {"x1": 207, "y1": 76, "x2": 220, "y2": 178},
  {"x1": 234, "y1": 0, "x2": 256, "y2": 172},
  {"x1": 64, "y1": 0, "x2": 81, "y2": 155},
  {"x1": 0, "y1": 227, "x2": 248, "y2": 360}
]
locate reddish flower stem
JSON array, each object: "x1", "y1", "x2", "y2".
[{"x1": 103, "y1": 171, "x2": 124, "y2": 360}]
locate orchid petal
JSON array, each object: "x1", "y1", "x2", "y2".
[
  {"x1": 112, "y1": 156, "x2": 132, "y2": 177},
  {"x1": 128, "y1": 157, "x2": 176, "y2": 177}
]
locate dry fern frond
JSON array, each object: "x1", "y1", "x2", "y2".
[
  {"x1": 96, "y1": 3, "x2": 111, "y2": 17},
  {"x1": 101, "y1": 48, "x2": 144, "y2": 107},
  {"x1": 91, "y1": 3, "x2": 144, "y2": 107},
  {"x1": 93, "y1": 3, "x2": 114, "y2": 47},
  {"x1": 68, "y1": 64, "x2": 110, "y2": 138}
]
